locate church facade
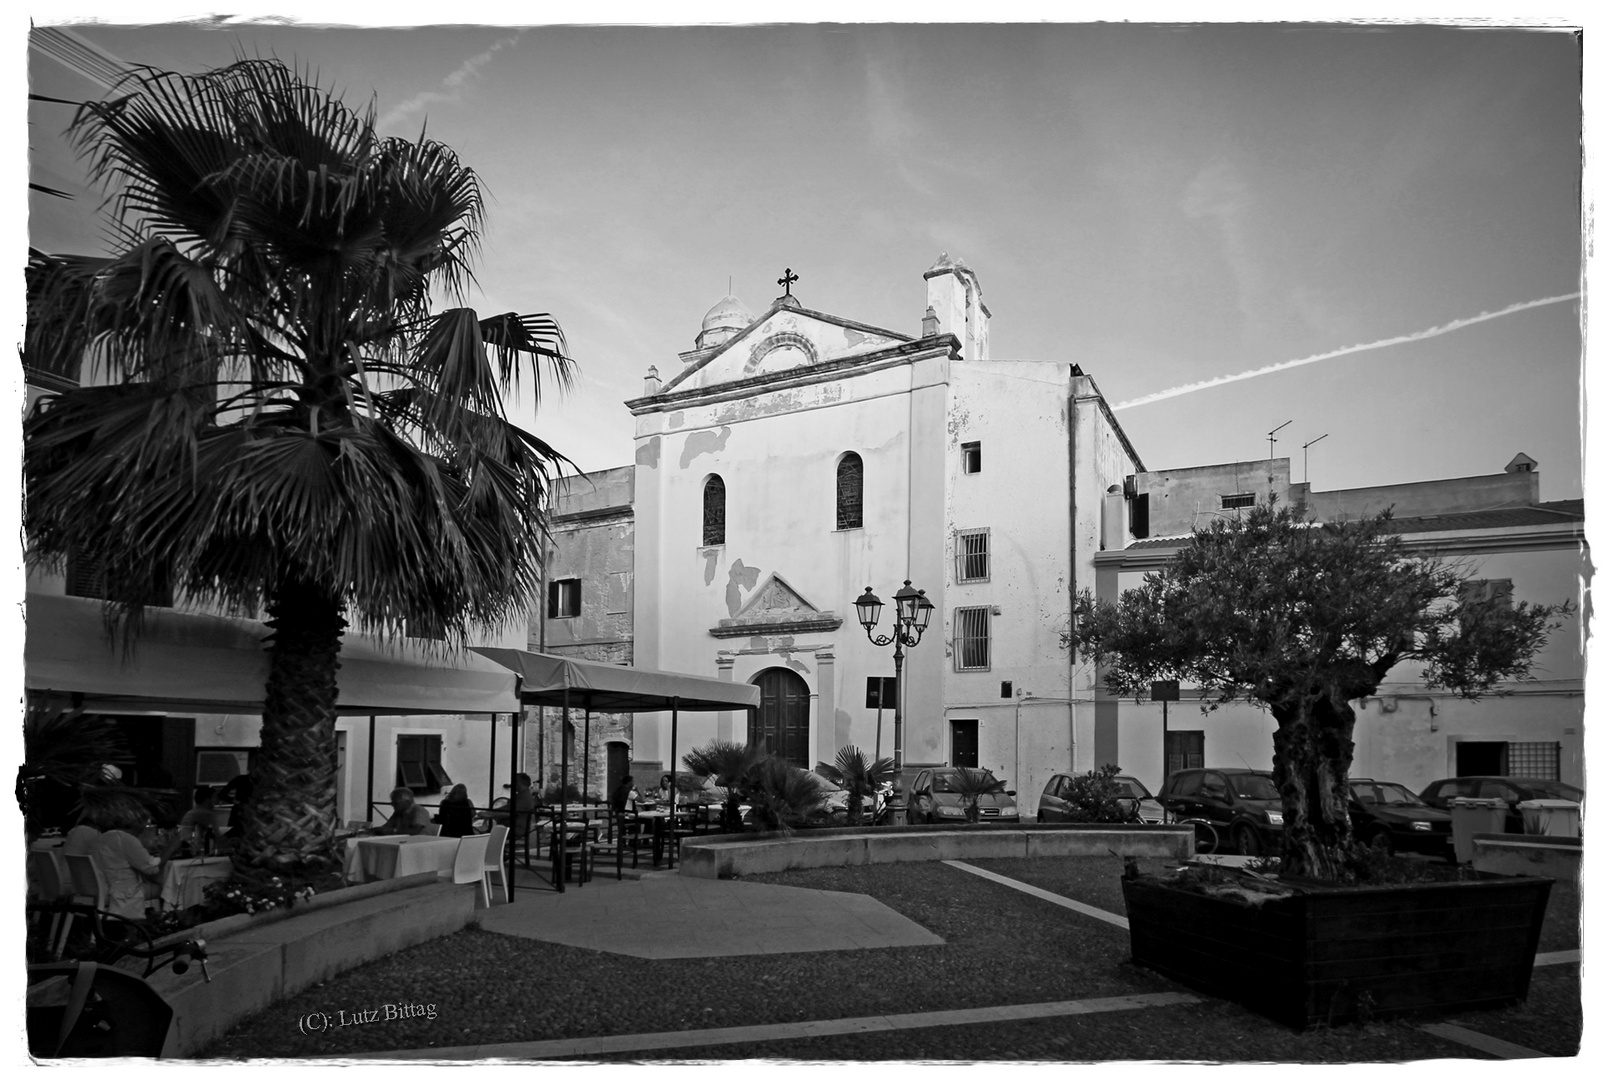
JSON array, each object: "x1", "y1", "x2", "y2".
[{"x1": 532, "y1": 257, "x2": 1586, "y2": 814}]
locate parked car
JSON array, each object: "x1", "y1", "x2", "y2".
[
  {"x1": 1037, "y1": 772, "x2": 1164, "y2": 823},
  {"x1": 1347, "y1": 779, "x2": 1453, "y2": 858},
  {"x1": 908, "y1": 767, "x2": 1020, "y2": 824},
  {"x1": 1417, "y1": 776, "x2": 1584, "y2": 834},
  {"x1": 1157, "y1": 768, "x2": 1283, "y2": 855}
]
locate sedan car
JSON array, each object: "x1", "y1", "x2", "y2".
[
  {"x1": 1347, "y1": 779, "x2": 1453, "y2": 858},
  {"x1": 908, "y1": 767, "x2": 1020, "y2": 824},
  {"x1": 1157, "y1": 767, "x2": 1284, "y2": 856},
  {"x1": 1418, "y1": 776, "x2": 1584, "y2": 834},
  {"x1": 1037, "y1": 772, "x2": 1165, "y2": 823}
]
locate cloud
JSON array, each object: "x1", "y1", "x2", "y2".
[
  {"x1": 376, "y1": 32, "x2": 521, "y2": 133},
  {"x1": 1113, "y1": 293, "x2": 1583, "y2": 412}
]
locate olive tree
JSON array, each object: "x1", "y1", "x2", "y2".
[{"x1": 1070, "y1": 503, "x2": 1569, "y2": 881}]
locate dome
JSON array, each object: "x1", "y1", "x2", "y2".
[{"x1": 700, "y1": 294, "x2": 754, "y2": 335}]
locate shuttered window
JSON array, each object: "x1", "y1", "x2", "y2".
[
  {"x1": 953, "y1": 606, "x2": 991, "y2": 671},
  {"x1": 836, "y1": 453, "x2": 864, "y2": 529},
  {"x1": 396, "y1": 734, "x2": 451, "y2": 795}
]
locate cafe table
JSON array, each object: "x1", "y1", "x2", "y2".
[
  {"x1": 633, "y1": 809, "x2": 697, "y2": 866},
  {"x1": 161, "y1": 856, "x2": 234, "y2": 910},
  {"x1": 344, "y1": 834, "x2": 461, "y2": 884}
]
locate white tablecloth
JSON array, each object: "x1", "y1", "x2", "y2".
[
  {"x1": 344, "y1": 836, "x2": 461, "y2": 883},
  {"x1": 161, "y1": 856, "x2": 234, "y2": 909}
]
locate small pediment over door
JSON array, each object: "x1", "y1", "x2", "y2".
[{"x1": 709, "y1": 572, "x2": 843, "y2": 637}]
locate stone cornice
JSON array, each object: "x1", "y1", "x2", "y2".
[
  {"x1": 551, "y1": 505, "x2": 634, "y2": 527},
  {"x1": 708, "y1": 614, "x2": 844, "y2": 638},
  {"x1": 627, "y1": 337, "x2": 958, "y2": 417}
]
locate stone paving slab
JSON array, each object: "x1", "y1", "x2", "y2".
[{"x1": 478, "y1": 871, "x2": 942, "y2": 958}]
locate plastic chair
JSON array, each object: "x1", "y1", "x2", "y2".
[
  {"x1": 447, "y1": 834, "x2": 492, "y2": 907},
  {"x1": 28, "y1": 851, "x2": 71, "y2": 958},
  {"x1": 421, "y1": 824, "x2": 442, "y2": 837},
  {"x1": 63, "y1": 855, "x2": 110, "y2": 914},
  {"x1": 482, "y1": 824, "x2": 509, "y2": 903}
]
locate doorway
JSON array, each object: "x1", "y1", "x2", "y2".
[
  {"x1": 750, "y1": 668, "x2": 811, "y2": 768},
  {"x1": 606, "y1": 741, "x2": 630, "y2": 798},
  {"x1": 950, "y1": 719, "x2": 979, "y2": 768}
]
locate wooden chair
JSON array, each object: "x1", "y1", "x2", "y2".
[
  {"x1": 447, "y1": 834, "x2": 492, "y2": 907},
  {"x1": 482, "y1": 824, "x2": 509, "y2": 903}
]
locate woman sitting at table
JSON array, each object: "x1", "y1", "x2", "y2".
[
  {"x1": 433, "y1": 784, "x2": 476, "y2": 838},
  {"x1": 656, "y1": 773, "x2": 678, "y2": 807},
  {"x1": 91, "y1": 802, "x2": 182, "y2": 919}
]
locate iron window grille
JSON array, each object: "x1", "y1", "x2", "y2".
[
  {"x1": 1221, "y1": 493, "x2": 1255, "y2": 510},
  {"x1": 956, "y1": 528, "x2": 990, "y2": 582},
  {"x1": 836, "y1": 453, "x2": 864, "y2": 529},
  {"x1": 953, "y1": 606, "x2": 992, "y2": 671},
  {"x1": 703, "y1": 475, "x2": 726, "y2": 546}
]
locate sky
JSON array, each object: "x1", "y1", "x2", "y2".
[{"x1": 18, "y1": 11, "x2": 1590, "y2": 504}]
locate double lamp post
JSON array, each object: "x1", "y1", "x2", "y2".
[{"x1": 854, "y1": 580, "x2": 933, "y2": 826}]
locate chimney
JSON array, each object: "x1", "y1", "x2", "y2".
[{"x1": 644, "y1": 365, "x2": 661, "y2": 395}]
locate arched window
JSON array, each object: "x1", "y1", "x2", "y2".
[
  {"x1": 703, "y1": 475, "x2": 726, "y2": 546},
  {"x1": 836, "y1": 452, "x2": 863, "y2": 530}
]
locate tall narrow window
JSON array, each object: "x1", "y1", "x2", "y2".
[
  {"x1": 836, "y1": 452, "x2": 864, "y2": 529},
  {"x1": 703, "y1": 475, "x2": 726, "y2": 546},
  {"x1": 956, "y1": 528, "x2": 990, "y2": 582},
  {"x1": 953, "y1": 606, "x2": 992, "y2": 671},
  {"x1": 961, "y1": 441, "x2": 982, "y2": 474}
]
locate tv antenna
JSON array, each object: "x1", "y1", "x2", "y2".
[
  {"x1": 1267, "y1": 420, "x2": 1292, "y2": 461},
  {"x1": 1302, "y1": 433, "x2": 1329, "y2": 485}
]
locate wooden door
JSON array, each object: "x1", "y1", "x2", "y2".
[
  {"x1": 950, "y1": 719, "x2": 979, "y2": 768},
  {"x1": 750, "y1": 668, "x2": 810, "y2": 768}
]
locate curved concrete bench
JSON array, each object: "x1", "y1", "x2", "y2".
[{"x1": 679, "y1": 824, "x2": 1193, "y2": 879}]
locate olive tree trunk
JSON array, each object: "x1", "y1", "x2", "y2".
[
  {"x1": 234, "y1": 577, "x2": 345, "y2": 872},
  {"x1": 1269, "y1": 689, "x2": 1359, "y2": 881}
]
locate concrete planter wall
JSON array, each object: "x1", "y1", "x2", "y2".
[
  {"x1": 679, "y1": 824, "x2": 1193, "y2": 878},
  {"x1": 1472, "y1": 834, "x2": 1582, "y2": 882},
  {"x1": 1121, "y1": 871, "x2": 1554, "y2": 1029}
]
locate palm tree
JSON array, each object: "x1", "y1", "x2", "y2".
[
  {"x1": 746, "y1": 757, "x2": 828, "y2": 834},
  {"x1": 682, "y1": 740, "x2": 766, "y2": 831},
  {"x1": 950, "y1": 768, "x2": 1006, "y2": 824},
  {"x1": 815, "y1": 745, "x2": 894, "y2": 825},
  {"x1": 23, "y1": 59, "x2": 574, "y2": 873}
]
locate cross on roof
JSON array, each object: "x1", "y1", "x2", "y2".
[{"x1": 777, "y1": 267, "x2": 799, "y2": 296}]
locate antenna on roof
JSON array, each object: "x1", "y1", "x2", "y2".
[
  {"x1": 1267, "y1": 420, "x2": 1292, "y2": 462},
  {"x1": 1302, "y1": 434, "x2": 1329, "y2": 485}
]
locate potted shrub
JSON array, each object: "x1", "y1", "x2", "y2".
[{"x1": 1072, "y1": 503, "x2": 1570, "y2": 1027}]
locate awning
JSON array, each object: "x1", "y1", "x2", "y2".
[
  {"x1": 470, "y1": 647, "x2": 760, "y2": 712},
  {"x1": 25, "y1": 592, "x2": 522, "y2": 716}
]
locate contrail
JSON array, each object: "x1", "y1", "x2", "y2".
[
  {"x1": 1112, "y1": 292, "x2": 1582, "y2": 411},
  {"x1": 377, "y1": 32, "x2": 522, "y2": 132}
]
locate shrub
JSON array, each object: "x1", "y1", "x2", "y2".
[{"x1": 1056, "y1": 764, "x2": 1134, "y2": 823}]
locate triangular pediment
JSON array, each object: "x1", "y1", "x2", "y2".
[
  {"x1": 709, "y1": 571, "x2": 844, "y2": 638},
  {"x1": 666, "y1": 301, "x2": 911, "y2": 395}
]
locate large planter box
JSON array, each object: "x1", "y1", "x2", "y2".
[{"x1": 1121, "y1": 871, "x2": 1553, "y2": 1029}]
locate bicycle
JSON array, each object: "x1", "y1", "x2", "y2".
[
  {"x1": 1163, "y1": 809, "x2": 1221, "y2": 854},
  {"x1": 27, "y1": 902, "x2": 210, "y2": 1058}
]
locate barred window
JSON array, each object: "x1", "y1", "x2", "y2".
[
  {"x1": 836, "y1": 453, "x2": 863, "y2": 530},
  {"x1": 953, "y1": 606, "x2": 992, "y2": 671},
  {"x1": 956, "y1": 528, "x2": 990, "y2": 583},
  {"x1": 703, "y1": 475, "x2": 726, "y2": 546},
  {"x1": 1221, "y1": 493, "x2": 1255, "y2": 510},
  {"x1": 1506, "y1": 741, "x2": 1560, "y2": 781}
]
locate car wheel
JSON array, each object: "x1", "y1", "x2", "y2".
[
  {"x1": 1234, "y1": 824, "x2": 1261, "y2": 857},
  {"x1": 1368, "y1": 830, "x2": 1394, "y2": 856}
]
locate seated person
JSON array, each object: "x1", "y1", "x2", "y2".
[
  {"x1": 375, "y1": 787, "x2": 433, "y2": 836},
  {"x1": 433, "y1": 784, "x2": 476, "y2": 839},
  {"x1": 609, "y1": 773, "x2": 639, "y2": 815},
  {"x1": 178, "y1": 786, "x2": 218, "y2": 849},
  {"x1": 90, "y1": 802, "x2": 182, "y2": 919},
  {"x1": 62, "y1": 812, "x2": 103, "y2": 858}
]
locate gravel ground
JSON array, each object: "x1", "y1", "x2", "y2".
[{"x1": 193, "y1": 856, "x2": 1579, "y2": 1061}]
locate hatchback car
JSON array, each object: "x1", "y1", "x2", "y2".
[
  {"x1": 1037, "y1": 772, "x2": 1164, "y2": 823},
  {"x1": 1347, "y1": 779, "x2": 1453, "y2": 858},
  {"x1": 1418, "y1": 776, "x2": 1584, "y2": 833},
  {"x1": 1157, "y1": 768, "x2": 1283, "y2": 855},
  {"x1": 908, "y1": 767, "x2": 1020, "y2": 824}
]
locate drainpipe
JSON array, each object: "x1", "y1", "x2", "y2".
[{"x1": 1066, "y1": 369, "x2": 1077, "y2": 773}]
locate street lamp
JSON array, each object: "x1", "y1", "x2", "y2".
[{"x1": 855, "y1": 580, "x2": 934, "y2": 825}]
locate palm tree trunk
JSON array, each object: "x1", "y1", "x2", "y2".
[
  {"x1": 1270, "y1": 691, "x2": 1358, "y2": 881},
  {"x1": 235, "y1": 577, "x2": 345, "y2": 872}
]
